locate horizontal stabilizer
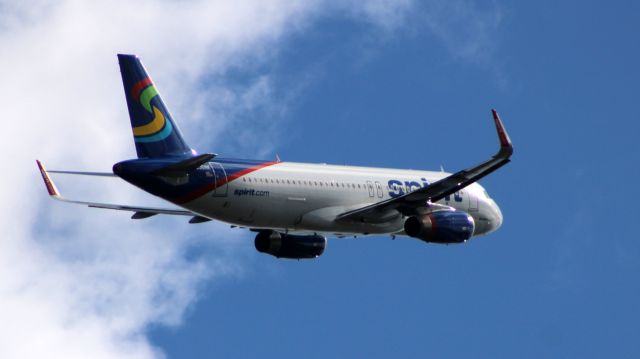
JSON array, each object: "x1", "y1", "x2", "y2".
[{"x1": 152, "y1": 153, "x2": 216, "y2": 176}]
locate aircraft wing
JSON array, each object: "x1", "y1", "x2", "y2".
[
  {"x1": 336, "y1": 109, "x2": 513, "y2": 221},
  {"x1": 45, "y1": 170, "x2": 117, "y2": 177},
  {"x1": 36, "y1": 160, "x2": 197, "y2": 219}
]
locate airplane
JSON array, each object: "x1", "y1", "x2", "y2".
[{"x1": 37, "y1": 54, "x2": 513, "y2": 259}]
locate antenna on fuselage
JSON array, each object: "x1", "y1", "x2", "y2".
[{"x1": 275, "y1": 154, "x2": 281, "y2": 163}]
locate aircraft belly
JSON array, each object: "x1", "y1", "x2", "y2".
[
  {"x1": 181, "y1": 188, "x2": 404, "y2": 235},
  {"x1": 298, "y1": 206, "x2": 404, "y2": 234},
  {"x1": 184, "y1": 195, "x2": 284, "y2": 227}
]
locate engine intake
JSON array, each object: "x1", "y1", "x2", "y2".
[
  {"x1": 404, "y1": 211, "x2": 475, "y2": 244},
  {"x1": 255, "y1": 231, "x2": 327, "y2": 259}
]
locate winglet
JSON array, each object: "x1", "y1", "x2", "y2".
[
  {"x1": 491, "y1": 109, "x2": 513, "y2": 158},
  {"x1": 36, "y1": 160, "x2": 61, "y2": 198}
]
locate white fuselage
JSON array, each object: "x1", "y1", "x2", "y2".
[{"x1": 183, "y1": 162, "x2": 503, "y2": 238}]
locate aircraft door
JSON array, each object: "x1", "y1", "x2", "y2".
[
  {"x1": 375, "y1": 181, "x2": 383, "y2": 198},
  {"x1": 209, "y1": 162, "x2": 228, "y2": 197},
  {"x1": 366, "y1": 181, "x2": 374, "y2": 197},
  {"x1": 468, "y1": 190, "x2": 479, "y2": 211}
]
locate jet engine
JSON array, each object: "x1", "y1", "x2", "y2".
[
  {"x1": 255, "y1": 230, "x2": 327, "y2": 259},
  {"x1": 404, "y1": 211, "x2": 475, "y2": 244}
]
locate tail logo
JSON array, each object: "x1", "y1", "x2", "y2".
[{"x1": 131, "y1": 78, "x2": 173, "y2": 143}]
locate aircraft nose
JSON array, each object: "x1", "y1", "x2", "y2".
[
  {"x1": 472, "y1": 198, "x2": 503, "y2": 236},
  {"x1": 491, "y1": 201, "x2": 503, "y2": 232}
]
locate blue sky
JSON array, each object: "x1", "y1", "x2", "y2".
[
  {"x1": 1, "y1": 1, "x2": 639, "y2": 358},
  {"x1": 150, "y1": 2, "x2": 640, "y2": 358}
]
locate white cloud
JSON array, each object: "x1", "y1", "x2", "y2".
[
  {"x1": 422, "y1": 0, "x2": 503, "y2": 62},
  {"x1": 341, "y1": 0, "x2": 415, "y2": 30},
  {"x1": 0, "y1": 1, "x2": 415, "y2": 358}
]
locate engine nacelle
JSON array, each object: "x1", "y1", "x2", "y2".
[
  {"x1": 255, "y1": 231, "x2": 326, "y2": 259},
  {"x1": 404, "y1": 211, "x2": 475, "y2": 244}
]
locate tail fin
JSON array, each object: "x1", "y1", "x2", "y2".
[{"x1": 118, "y1": 54, "x2": 192, "y2": 158}]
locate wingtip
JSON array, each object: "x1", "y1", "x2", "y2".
[
  {"x1": 36, "y1": 160, "x2": 60, "y2": 197},
  {"x1": 491, "y1": 109, "x2": 512, "y2": 149}
]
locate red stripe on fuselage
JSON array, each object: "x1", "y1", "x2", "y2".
[
  {"x1": 130, "y1": 77, "x2": 153, "y2": 100},
  {"x1": 173, "y1": 161, "x2": 279, "y2": 204}
]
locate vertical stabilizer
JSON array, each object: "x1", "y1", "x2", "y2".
[{"x1": 118, "y1": 54, "x2": 192, "y2": 158}]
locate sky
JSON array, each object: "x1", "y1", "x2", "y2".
[{"x1": 1, "y1": 0, "x2": 639, "y2": 358}]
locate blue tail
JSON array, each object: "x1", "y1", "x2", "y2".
[{"x1": 118, "y1": 54, "x2": 192, "y2": 158}]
